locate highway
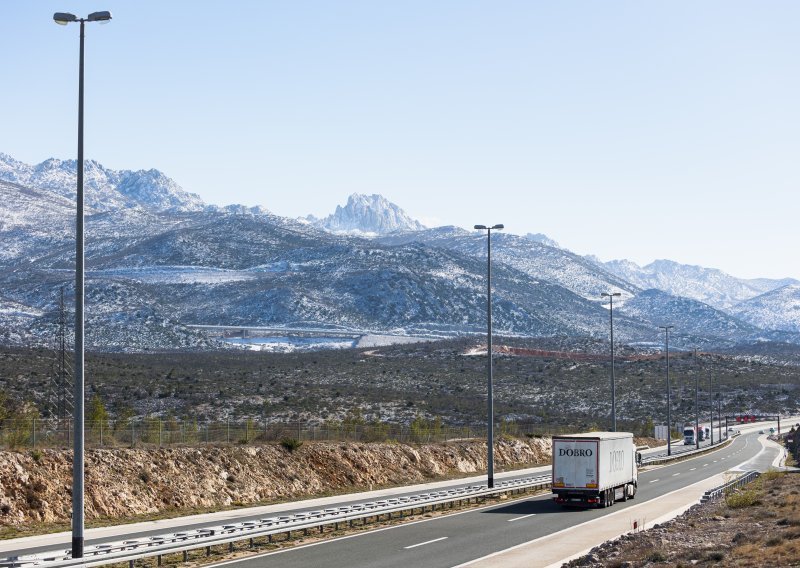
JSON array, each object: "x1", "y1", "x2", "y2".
[
  {"x1": 197, "y1": 429, "x2": 777, "y2": 568},
  {"x1": 0, "y1": 433, "x2": 718, "y2": 558},
  {"x1": 2, "y1": 422, "x2": 784, "y2": 566}
]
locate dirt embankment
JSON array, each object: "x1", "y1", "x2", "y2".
[{"x1": 0, "y1": 438, "x2": 551, "y2": 526}]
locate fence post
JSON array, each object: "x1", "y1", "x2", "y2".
[
  {"x1": 245, "y1": 420, "x2": 249, "y2": 444},
  {"x1": 206, "y1": 422, "x2": 210, "y2": 444}
]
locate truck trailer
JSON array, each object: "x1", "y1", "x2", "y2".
[{"x1": 552, "y1": 432, "x2": 639, "y2": 508}]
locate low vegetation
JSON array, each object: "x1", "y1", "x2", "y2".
[{"x1": 1, "y1": 338, "x2": 797, "y2": 446}]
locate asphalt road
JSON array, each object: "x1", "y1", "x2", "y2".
[{"x1": 203, "y1": 431, "x2": 775, "y2": 568}]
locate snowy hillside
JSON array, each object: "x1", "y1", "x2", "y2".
[
  {"x1": 379, "y1": 228, "x2": 638, "y2": 302},
  {"x1": 0, "y1": 151, "x2": 798, "y2": 351},
  {"x1": 0, "y1": 153, "x2": 205, "y2": 213},
  {"x1": 601, "y1": 258, "x2": 787, "y2": 310},
  {"x1": 732, "y1": 285, "x2": 800, "y2": 333}
]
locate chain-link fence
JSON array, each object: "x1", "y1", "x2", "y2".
[{"x1": 0, "y1": 418, "x2": 569, "y2": 450}]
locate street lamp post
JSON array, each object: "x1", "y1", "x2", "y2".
[
  {"x1": 709, "y1": 372, "x2": 714, "y2": 445},
  {"x1": 53, "y1": 10, "x2": 112, "y2": 560},
  {"x1": 694, "y1": 348, "x2": 699, "y2": 450},
  {"x1": 601, "y1": 292, "x2": 621, "y2": 432},
  {"x1": 474, "y1": 224, "x2": 503, "y2": 488},
  {"x1": 659, "y1": 325, "x2": 674, "y2": 456}
]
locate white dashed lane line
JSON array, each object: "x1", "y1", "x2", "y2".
[
  {"x1": 404, "y1": 537, "x2": 448, "y2": 549},
  {"x1": 507, "y1": 514, "x2": 537, "y2": 523},
  {"x1": 649, "y1": 479, "x2": 659, "y2": 483},
  {"x1": 672, "y1": 473, "x2": 680, "y2": 477}
]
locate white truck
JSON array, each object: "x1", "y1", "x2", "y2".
[{"x1": 552, "y1": 432, "x2": 640, "y2": 508}]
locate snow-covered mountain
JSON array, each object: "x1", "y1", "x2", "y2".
[
  {"x1": 601, "y1": 258, "x2": 791, "y2": 310},
  {"x1": 0, "y1": 153, "x2": 205, "y2": 213},
  {"x1": 310, "y1": 193, "x2": 425, "y2": 235},
  {"x1": 1, "y1": 151, "x2": 798, "y2": 351},
  {"x1": 524, "y1": 233, "x2": 560, "y2": 248},
  {"x1": 731, "y1": 285, "x2": 800, "y2": 333},
  {"x1": 616, "y1": 288, "x2": 760, "y2": 344}
]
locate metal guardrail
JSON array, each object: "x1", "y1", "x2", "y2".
[
  {"x1": 2, "y1": 432, "x2": 745, "y2": 568},
  {"x1": 700, "y1": 470, "x2": 760, "y2": 503},
  {"x1": 1, "y1": 474, "x2": 552, "y2": 568},
  {"x1": 641, "y1": 432, "x2": 739, "y2": 467}
]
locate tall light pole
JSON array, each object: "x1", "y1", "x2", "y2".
[
  {"x1": 709, "y1": 372, "x2": 714, "y2": 445},
  {"x1": 601, "y1": 292, "x2": 621, "y2": 431},
  {"x1": 659, "y1": 325, "x2": 674, "y2": 456},
  {"x1": 475, "y1": 224, "x2": 503, "y2": 488},
  {"x1": 53, "y1": 10, "x2": 112, "y2": 560},
  {"x1": 693, "y1": 348, "x2": 699, "y2": 450}
]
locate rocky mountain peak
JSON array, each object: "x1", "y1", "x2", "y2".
[
  {"x1": 314, "y1": 193, "x2": 425, "y2": 235},
  {"x1": 0, "y1": 152, "x2": 205, "y2": 213}
]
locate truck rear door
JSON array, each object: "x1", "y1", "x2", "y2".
[{"x1": 553, "y1": 439, "x2": 599, "y2": 489}]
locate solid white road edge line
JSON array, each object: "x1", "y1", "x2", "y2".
[
  {"x1": 404, "y1": 537, "x2": 448, "y2": 549},
  {"x1": 544, "y1": 434, "x2": 775, "y2": 568},
  {"x1": 450, "y1": 434, "x2": 766, "y2": 568},
  {"x1": 448, "y1": 473, "x2": 724, "y2": 568}
]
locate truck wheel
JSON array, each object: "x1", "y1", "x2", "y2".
[
  {"x1": 629, "y1": 484, "x2": 637, "y2": 500},
  {"x1": 608, "y1": 488, "x2": 615, "y2": 506},
  {"x1": 621, "y1": 484, "x2": 629, "y2": 502}
]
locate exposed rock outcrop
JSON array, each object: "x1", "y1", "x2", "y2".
[{"x1": 0, "y1": 438, "x2": 550, "y2": 525}]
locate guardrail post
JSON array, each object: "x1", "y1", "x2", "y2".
[
  {"x1": 157, "y1": 554, "x2": 162, "y2": 565},
  {"x1": 182, "y1": 551, "x2": 188, "y2": 562},
  {"x1": 206, "y1": 546, "x2": 211, "y2": 556},
  {"x1": 129, "y1": 560, "x2": 134, "y2": 568}
]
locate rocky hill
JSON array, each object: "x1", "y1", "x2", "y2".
[
  {"x1": 0, "y1": 438, "x2": 550, "y2": 526},
  {"x1": 0, "y1": 154, "x2": 205, "y2": 213},
  {"x1": 309, "y1": 193, "x2": 425, "y2": 234}
]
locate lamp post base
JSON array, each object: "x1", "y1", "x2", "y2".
[{"x1": 72, "y1": 537, "x2": 83, "y2": 559}]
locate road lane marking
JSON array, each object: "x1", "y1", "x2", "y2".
[
  {"x1": 405, "y1": 537, "x2": 448, "y2": 549},
  {"x1": 703, "y1": 463, "x2": 709, "y2": 467},
  {"x1": 508, "y1": 514, "x2": 537, "y2": 522},
  {"x1": 672, "y1": 473, "x2": 680, "y2": 476},
  {"x1": 649, "y1": 479, "x2": 659, "y2": 483}
]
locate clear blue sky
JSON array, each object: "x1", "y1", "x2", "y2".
[{"x1": 3, "y1": 1, "x2": 799, "y2": 279}]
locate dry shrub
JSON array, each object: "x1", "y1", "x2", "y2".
[{"x1": 726, "y1": 489, "x2": 760, "y2": 509}]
